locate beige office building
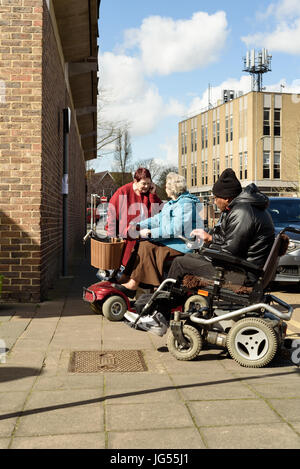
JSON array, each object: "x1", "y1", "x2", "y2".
[{"x1": 179, "y1": 91, "x2": 300, "y2": 199}]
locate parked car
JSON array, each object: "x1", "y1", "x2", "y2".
[{"x1": 267, "y1": 197, "x2": 300, "y2": 284}]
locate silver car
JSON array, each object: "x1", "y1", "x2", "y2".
[{"x1": 267, "y1": 197, "x2": 300, "y2": 284}]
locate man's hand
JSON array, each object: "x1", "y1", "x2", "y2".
[{"x1": 190, "y1": 229, "x2": 212, "y2": 244}]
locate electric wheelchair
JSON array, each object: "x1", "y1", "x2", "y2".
[{"x1": 126, "y1": 227, "x2": 299, "y2": 368}]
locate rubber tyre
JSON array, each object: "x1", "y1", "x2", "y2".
[
  {"x1": 184, "y1": 295, "x2": 209, "y2": 314},
  {"x1": 167, "y1": 325, "x2": 202, "y2": 361},
  {"x1": 226, "y1": 317, "x2": 278, "y2": 368},
  {"x1": 89, "y1": 301, "x2": 102, "y2": 315},
  {"x1": 102, "y1": 295, "x2": 127, "y2": 321}
]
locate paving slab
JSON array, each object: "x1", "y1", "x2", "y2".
[
  {"x1": 108, "y1": 428, "x2": 206, "y2": 449},
  {"x1": 201, "y1": 422, "x2": 300, "y2": 449},
  {"x1": 10, "y1": 432, "x2": 106, "y2": 449},
  {"x1": 105, "y1": 401, "x2": 194, "y2": 432},
  {"x1": 14, "y1": 389, "x2": 105, "y2": 437},
  {"x1": 104, "y1": 373, "x2": 180, "y2": 404},
  {"x1": 188, "y1": 399, "x2": 281, "y2": 427}
]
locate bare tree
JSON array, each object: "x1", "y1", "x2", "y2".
[
  {"x1": 96, "y1": 88, "x2": 130, "y2": 158},
  {"x1": 113, "y1": 128, "x2": 133, "y2": 185},
  {"x1": 129, "y1": 158, "x2": 162, "y2": 183}
]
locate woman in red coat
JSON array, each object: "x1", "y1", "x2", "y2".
[{"x1": 106, "y1": 167, "x2": 162, "y2": 270}]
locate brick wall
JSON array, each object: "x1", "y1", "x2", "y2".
[
  {"x1": 0, "y1": 0, "x2": 86, "y2": 302},
  {"x1": 0, "y1": 0, "x2": 43, "y2": 302}
]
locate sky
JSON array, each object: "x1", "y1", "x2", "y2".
[{"x1": 89, "y1": 0, "x2": 300, "y2": 174}]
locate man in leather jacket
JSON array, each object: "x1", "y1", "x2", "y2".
[{"x1": 167, "y1": 168, "x2": 275, "y2": 284}]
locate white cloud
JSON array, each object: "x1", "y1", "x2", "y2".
[
  {"x1": 271, "y1": 0, "x2": 300, "y2": 19},
  {"x1": 243, "y1": 0, "x2": 300, "y2": 54},
  {"x1": 243, "y1": 19, "x2": 300, "y2": 54},
  {"x1": 158, "y1": 135, "x2": 179, "y2": 167},
  {"x1": 123, "y1": 11, "x2": 229, "y2": 76},
  {"x1": 99, "y1": 52, "x2": 186, "y2": 136}
]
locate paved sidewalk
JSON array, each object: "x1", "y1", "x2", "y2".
[{"x1": 0, "y1": 254, "x2": 300, "y2": 450}]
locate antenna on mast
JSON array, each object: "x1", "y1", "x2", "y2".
[{"x1": 243, "y1": 49, "x2": 272, "y2": 92}]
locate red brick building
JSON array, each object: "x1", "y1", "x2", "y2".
[
  {"x1": 86, "y1": 170, "x2": 133, "y2": 203},
  {"x1": 0, "y1": 0, "x2": 100, "y2": 302}
]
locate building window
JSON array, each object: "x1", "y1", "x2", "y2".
[
  {"x1": 225, "y1": 116, "x2": 229, "y2": 142},
  {"x1": 201, "y1": 162, "x2": 205, "y2": 185},
  {"x1": 230, "y1": 116, "x2": 233, "y2": 141},
  {"x1": 216, "y1": 158, "x2": 220, "y2": 179},
  {"x1": 217, "y1": 120, "x2": 220, "y2": 145},
  {"x1": 205, "y1": 125, "x2": 208, "y2": 148},
  {"x1": 244, "y1": 151, "x2": 248, "y2": 179},
  {"x1": 274, "y1": 151, "x2": 281, "y2": 179},
  {"x1": 274, "y1": 109, "x2": 281, "y2": 136},
  {"x1": 213, "y1": 159, "x2": 217, "y2": 183},
  {"x1": 213, "y1": 121, "x2": 216, "y2": 146},
  {"x1": 263, "y1": 151, "x2": 270, "y2": 178},
  {"x1": 263, "y1": 108, "x2": 270, "y2": 136},
  {"x1": 191, "y1": 129, "x2": 194, "y2": 153},
  {"x1": 181, "y1": 133, "x2": 185, "y2": 155},
  {"x1": 225, "y1": 156, "x2": 229, "y2": 168},
  {"x1": 201, "y1": 125, "x2": 205, "y2": 149},
  {"x1": 239, "y1": 153, "x2": 243, "y2": 179}
]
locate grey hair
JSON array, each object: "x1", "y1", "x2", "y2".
[{"x1": 165, "y1": 172, "x2": 187, "y2": 198}]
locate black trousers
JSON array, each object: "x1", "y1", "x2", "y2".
[
  {"x1": 167, "y1": 252, "x2": 250, "y2": 285},
  {"x1": 167, "y1": 253, "x2": 216, "y2": 281}
]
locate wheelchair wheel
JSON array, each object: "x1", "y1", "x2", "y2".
[
  {"x1": 167, "y1": 325, "x2": 202, "y2": 361},
  {"x1": 226, "y1": 317, "x2": 278, "y2": 368},
  {"x1": 102, "y1": 295, "x2": 127, "y2": 321},
  {"x1": 184, "y1": 295, "x2": 208, "y2": 314},
  {"x1": 90, "y1": 301, "x2": 102, "y2": 315}
]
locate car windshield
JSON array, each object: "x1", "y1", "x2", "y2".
[{"x1": 268, "y1": 199, "x2": 300, "y2": 223}]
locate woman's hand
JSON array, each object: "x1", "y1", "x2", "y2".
[
  {"x1": 149, "y1": 182, "x2": 156, "y2": 194},
  {"x1": 190, "y1": 228, "x2": 212, "y2": 244},
  {"x1": 140, "y1": 228, "x2": 151, "y2": 238}
]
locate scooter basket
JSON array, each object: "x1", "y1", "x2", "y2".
[{"x1": 90, "y1": 237, "x2": 125, "y2": 270}]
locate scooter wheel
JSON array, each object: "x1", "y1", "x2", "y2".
[
  {"x1": 102, "y1": 295, "x2": 127, "y2": 321},
  {"x1": 167, "y1": 325, "x2": 202, "y2": 361},
  {"x1": 226, "y1": 317, "x2": 278, "y2": 368}
]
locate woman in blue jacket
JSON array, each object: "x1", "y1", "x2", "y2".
[{"x1": 113, "y1": 172, "x2": 203, "y2": 298}]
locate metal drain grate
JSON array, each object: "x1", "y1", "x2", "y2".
[{"x1": 68, "y1": 350, "x2": 148, "y2": 373}]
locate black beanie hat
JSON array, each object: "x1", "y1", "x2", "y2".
[{"x1": 212, "y1": 168, "x2": 242, "y2": 199}]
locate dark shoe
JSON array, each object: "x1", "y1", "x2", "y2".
[{"x1": 112, "y1": 284, "x2": 136, "y2": 299}]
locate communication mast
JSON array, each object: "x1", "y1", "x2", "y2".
[{"x1": 243, "y1": 49, "x2": 272, "y2": 92}]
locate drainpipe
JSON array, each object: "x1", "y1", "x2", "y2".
[{"x1": 62, "y1": 108, "x2": 71, "y2": 276}]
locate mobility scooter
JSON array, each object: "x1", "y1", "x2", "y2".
[
  {"x1": 82, "y1": 194, "x2": 176, "y2": 321},
  {"x1": 125, "y1": 227, "x2": 299, "y2": 368},
  {"x1": 83, "y1": 194, "x2": 135, "y2": 321}
]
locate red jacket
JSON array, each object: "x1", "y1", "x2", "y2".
[{"x1": 106, "y1": 182, "x2": 162, "y2": 266}]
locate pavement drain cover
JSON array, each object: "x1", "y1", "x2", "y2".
[{"x1": 68, "y1": 350, "x2": 148, "y2": 373}]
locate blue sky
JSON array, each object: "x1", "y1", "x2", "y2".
[{"x1": 90, "y1": 0, "x2": 300, "y2": 174}]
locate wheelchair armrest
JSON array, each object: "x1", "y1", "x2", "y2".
[{"x1": 201, "y1": 248, "x2": 263, "y2": 275}]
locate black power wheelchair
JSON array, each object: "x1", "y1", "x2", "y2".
[{"x1": 126, "y1": 227, "x2": 299, "y2": 368}]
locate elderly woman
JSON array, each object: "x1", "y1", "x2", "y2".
[
  {"x1": 106, "y1": 167, "x2": 162, "y2": 269},
  {"x1": 113, "y1": 172, "x2": 202, "y2": 297}
]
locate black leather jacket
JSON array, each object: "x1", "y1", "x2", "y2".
[{"x1": 210, "y1": 184, "x2": 275, "y2": 267}]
